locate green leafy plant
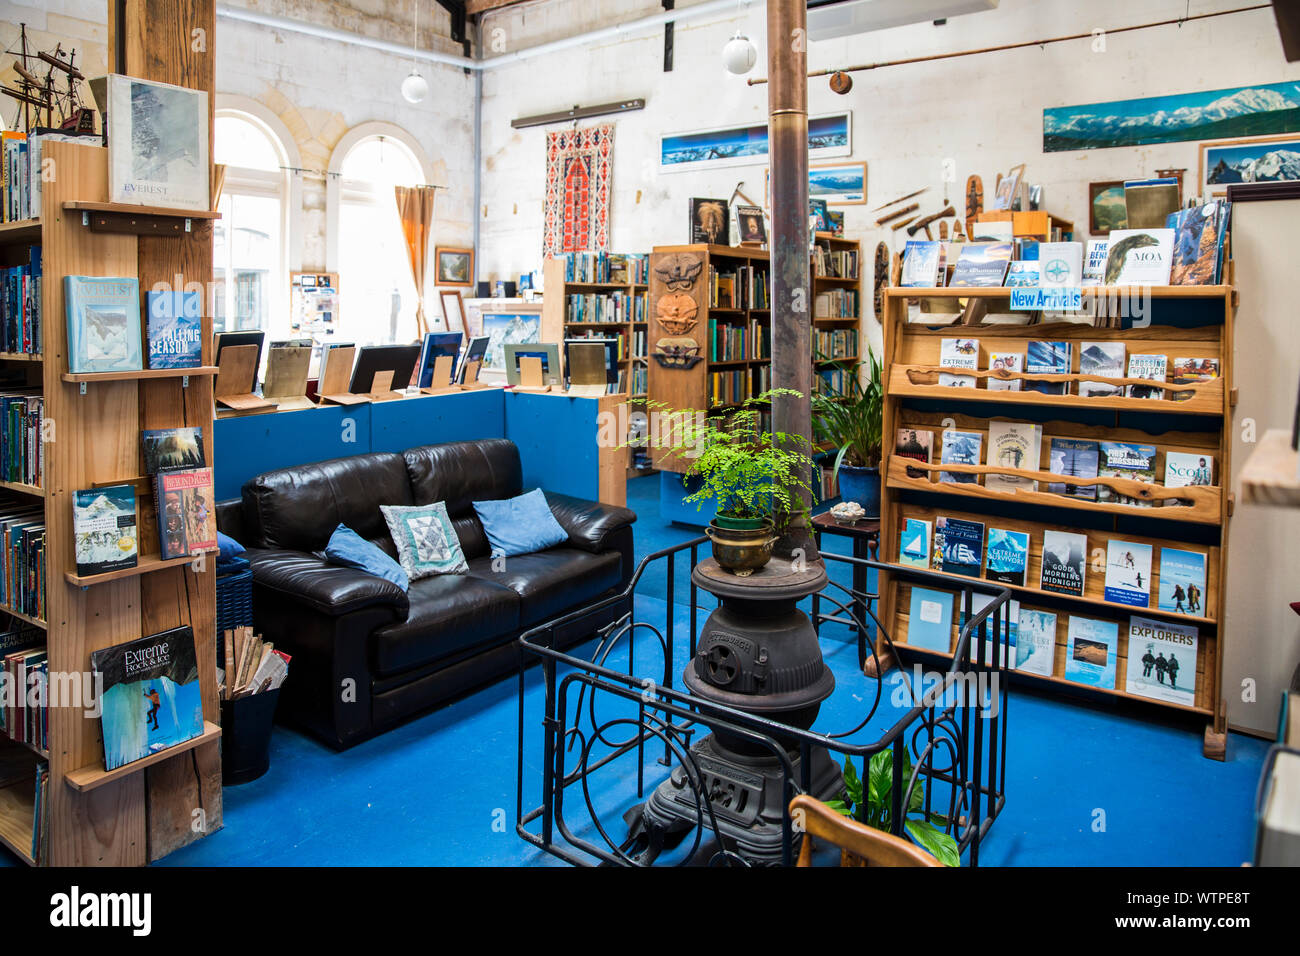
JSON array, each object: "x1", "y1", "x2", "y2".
[
  {"x1": 645, "y1": 388, "x2": 816, "y2": 529},
  {"x1": 810, "y1": 346, "x2": 884, "y2": 473},
  {"x1": 825, "y1": 751, "x2": 961, "y2": 867}
]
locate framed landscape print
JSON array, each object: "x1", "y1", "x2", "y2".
[
  {"x1": 766, "y1": 160, "x2": 867, "y2": 206},
  {"x1": 435, "y1": 247, "x2": 474, "y2": 287},
  {"x1": 107, "y1": 73, "x2": 210, "y2": 211},
  {"x1": 660, "y1": 112, "x2": 851, "y2": 172},
  {"x1": 1198, "y1": 134, "x2": 1300, "y2": 196},
  {"x1": 478, "y1": 303, "x2": 542, "y2": 377},
  {"x1": 1088, "y1": 180, "x2": 1128, "y2": 235}
]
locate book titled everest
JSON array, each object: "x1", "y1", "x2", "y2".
[
  {"x1": 1004, "y1": 262, "x2": 1039, "y2": 287},
  {"x1": 1082, "y1": 239, "x2": 1109, "y2": 285},
  {"x1": 90, "y1": 626, "x2": 205, "y2": 771},
  {"x1": 73, "y1": 484, "x2": 137, "y2": 577},
  {"x1": 155, "y1": 467, "x2": 217, "y2": 560},
  {"x1": 907, "y1": 587, "x2": 954, "y2": 652},
  {"x1": 895, "y1": 428, "x2": 934, "y2": 479},
  {"x1": 1164, "y1": 451, "x2": 1214, "y2": 507},
  {"x1": 1048, "y1": 438, "x2": 1100, "y2": 500},
  {"x1": 1098, "y1": 441, "x2": 1158, "y2": 507},
  {"x1": 1158, "y1": 548, "x2": 1208, "y2": 617},
  {"x1": 939, "y1": 338, "x2": 979, "y2": 387},
  {"x1": 1102, "y1": 228, "x2": 1174, "y2": 285},
  {"x1": 901, "y1": 241, "x2": 943, "y2": 287},
  {"x1": 948, "y1": 242, "x2": 1012, "y2": 287},
  {"x1": 1064, "y1": 616, "x2": 1119, "y2": 688},
  {"x1": 64, "y1": 276, "x2": 144, "y2": 373},
  {"x1": 142, "y1": 427, "x2": 206, "y2": 474},
  {"x1": 1077, "y1": 342, "x2": 1126, "y2": 397},
  {"x1": 107, "y1": 74, "x2": 210, "y2": 212},
  {"x1": 1171, "y1": 357, "x2": 1219, "y2": 403},
  {"x1": 1035, "y1": 242, "x2": 1083, "y2": 287},
  {"x1": 1103, "y1": 539, "x2": 1153, "y2": 608},
  {"x1": 899, "y1": 518, "x2": 931, "y2": 569},
  {"x1": 937, "y1": 516, "x2": 983, "y2": 577},
  {"x1": 1040, "y1": 530, "x2": 1087, "y2": 596},
  {"x1": 961, "y1": 594, "x2": 1019, "y2": 667},
  {"x1": 1126, "y1": 616, "x2": 1197, "y2": 707},
  {"x1": 1024, "y1": 340, "x2": 1071, "y2": 395},
  {"x1": 985, "y1": 527, "x2": 1030, "y2": 585},
  {"x1": 985, "y1": 421, "x2": 1042, "y2": 492},
  {"x1": 1016, "y1": 607, "x2": 1057, "y2": 676},
  {"x1": 939, "y1": 429, "x2": 982, "y2": 484},
  {"x1": 145, "y1": 290, "x2": 202, "y2": 369},
  {"x1": 1126, "y1": 354, "x2": 1168, "y2": 400},
  {"x1": 986, "y1": 351, "x2": 1022, "y2": 391}
]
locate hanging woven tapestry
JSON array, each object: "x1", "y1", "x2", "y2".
[{"x1": 543, "y1": 124, "x2": 614, "y2": 260}]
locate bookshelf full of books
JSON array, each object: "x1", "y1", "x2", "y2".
[
  {"x1": 877, "y1": 277, "x2": 1236, "y2": 759},
  {"x1": 812, "y1": 233, "x2": 863, "y2": 381}
]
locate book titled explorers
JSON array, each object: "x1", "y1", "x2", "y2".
[
  {"x1": 64, "y1": 275, "x2": 144, "y2": 373},
  {"x1": 1126, "y1": 616, "x2": 1197, "y2": 707},
  {"x1": 73, "y1": 484, "x2": 137, "y2": 576},
  {"x1": 90, "y1": 626, "x2": 205, "y2": 771},
  {"x1": 154, "y1": 467, "x2": 217, "y2": 560}
]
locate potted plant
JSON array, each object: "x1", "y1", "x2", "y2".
[
  {"x1": 825, "y1": 751, "x2": 960, "y2": 866},
  {"x1": 811, "y1": 346, "x2": 884, "y2": 518},
  {"x1": 647, "y1": 388, "x2": 815, "y2": 576}
]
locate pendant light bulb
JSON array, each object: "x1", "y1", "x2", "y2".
[
  {"x1": 401, "y1": 70, "x2": 428, "y2": 104},
  {"x1": 722, "y1": 32, "x2": 757, "y2": 75}
]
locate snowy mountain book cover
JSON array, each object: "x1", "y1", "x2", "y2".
[
  {"x1": 1126, "y1": 616, "x2": 1197, "y2": 707},
  {"x1": 146, "y1": 290, "x2": 202, "y2": 369},
  {"x1": 985, "y1": 527, "x2": 1030, "y2": 585},
  {"x1": 90, "y1": 626, "x2": 204, "y2": 771},
  {"x1": 64, "y1": 275, "x2": 143, "y2": 373},
  {"x1": 1064, "y1": 616, "x2": 1119, "y2": 688},
  {"x1": 73, "y1": 484, "x2": 137, "y2": 576}
]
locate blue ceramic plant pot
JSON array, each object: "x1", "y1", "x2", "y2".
[{"x1": 837, "y1": 465, "x2": 880, "y2": 518}]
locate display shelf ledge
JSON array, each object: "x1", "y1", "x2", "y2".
[{"x1": 65, "y1": 721, "x2": 221, "y2": 792}]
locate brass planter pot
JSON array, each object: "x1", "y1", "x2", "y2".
[{"x1": 705, "y1": 519, "x2": 777, "y2": 577}]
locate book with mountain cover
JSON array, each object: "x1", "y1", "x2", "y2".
[
  {"x1": 64, "y1": 276, "x2": 144, "y2": 373},
  {"x1": 1097, "y1": 441, "x2": 1158, "y2": 507},
  {"x1": 986, "y1": 421, "x2": 1042, "y2": 492},
  {"x1": 1126, "y1": 616, "x2": 1197, "y2": 707},
  {"x1": 1041, "y1": 529, "x2": 1087, "y2": 595},
  {"x1": 73, "y1": 485, "x2": 137, "y2": 577},
  {"x1": 141, "y1": 427, "x2": 206, "y2": 474},
  {"x1": 1048, "y1": 438, "x2": 1100, "y2": 500},
  {"x1": 937, "y1": 516, "x2": 983, "y2": 577},
  {"x1": 1025, "y1": 341, "x2": 1071, "y2": 395},
  {"x1": 939, "y1": 429, "x2": 982, "y2": 484},
  {"x1": 1015, "y1": 607, "x2": 1057, "y2": 676},
  {"x1": 986, "y1": 527, "x2": 1030, "y2": 585},
  {"x1": 1103, "y1": 539, "x2": 1153, "y2": 608},
  {"x1": 145, "y1": 290, "x2": 202, "y2": 369},
  {"x1": 1064, "y1": 616, "x2": 1119, "y2": 688},
  {"x1": 1078, "y1": 342, "x2": 1126, "y2": 397},
  {"x1": 899, "y1": 518, "x2": 931, "y2": 569},
  {"x1": 948, "y1": 242, "x2": 1013, "y2": 287}
]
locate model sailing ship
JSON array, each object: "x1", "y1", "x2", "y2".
[{"x1": 3, "y1": 23, "x2": 95, "y2": 133}]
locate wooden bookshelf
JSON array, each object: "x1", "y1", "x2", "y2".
[
  {"x1": 974, "y1": 209, "x2": 1074, "y2": 241},
  {"x1": 877, "y1": 284, "x2": 1234, "y2": 758}
]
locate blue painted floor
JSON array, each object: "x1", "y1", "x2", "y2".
[{"x1": 149, "y1": 475, "x2": 1266, "y2": 867}]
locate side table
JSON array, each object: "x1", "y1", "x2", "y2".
[{"x1": 811, "y1": 512, "x2": 881, "y2": 672}]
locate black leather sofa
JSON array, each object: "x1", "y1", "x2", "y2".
[{"x1": 216, "y1": 439, "x2": 636, "y2": 749}]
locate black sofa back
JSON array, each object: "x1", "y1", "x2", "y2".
[{"x1": 402, "y1": 440, "x2": 521, "y2": 560}]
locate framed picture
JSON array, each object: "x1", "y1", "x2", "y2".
[
  {"x1": 107, "y1": 74, "x2": 210, "y2": 212},
  {"x1": 478, "y1": 303, "x2": 543, "y2": 378},
  {"x1": 763, "y1": 160, "x2": 868, "y2": 207},
  {"x1": 991, "y1": 164, "x2": 1025, "y2": 211},
  {"x1": 435, "y1": 247, "x2": 474, "y2": 287},
  {"x1": 1199, "y1": 134, "x2": 1300, "y2": 197},
  {"x1": 439, "y1": 289, "x2": 466, "y2": 333},
  {"x1": 1088, "y1": 180, "x2": 1128, "y2": 235},
  {"x1": 660, "y1": 112, "x2": 851, "y2": 172}
]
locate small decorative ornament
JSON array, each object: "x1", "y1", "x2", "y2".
[
  {"x1": 830, "y1": 501, "x2": 866, "y2": 526},
  {"x1": 830, "y1": 72, "x2": 853, "y2": 95},
  {"x1": 722, "y1": 33, "x2": 757, "y2": 75}
]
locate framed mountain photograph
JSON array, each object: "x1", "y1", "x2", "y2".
[
  {"x1": 1198, "y1": 134, "x2": 1300, "y2": 196},
  {"x1": 107, "y1": 73, "x2": 210, "y2": 212}
]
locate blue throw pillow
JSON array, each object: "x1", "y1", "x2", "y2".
[
  {"x1": 217, "y1": 531, "x2": 246, "y2": 561},
  {"x1": 472, "y1": 489, "x2": 568, "y2": 557},
  {"x1": 325, "y1": 524, "x2": 409, "y2": 592}
]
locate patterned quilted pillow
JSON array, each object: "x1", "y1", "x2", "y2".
[{"x1": 380, "y1": 501, "x2": 468, "y2": 580}]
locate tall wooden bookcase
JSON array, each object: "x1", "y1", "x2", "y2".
[{"x1": 876, "y1": 283, "x2": 1235, "y2": 758}]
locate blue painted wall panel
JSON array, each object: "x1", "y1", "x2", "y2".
[
  {"x1": 213, "y1": 404, "x2": 371, "y2": 501},
  {"x1": 369, "y1": 390, "x2": 506, "y2": 454},
  {"x1": 504, "y1": 392, "x2": 600, "y2": 501}
]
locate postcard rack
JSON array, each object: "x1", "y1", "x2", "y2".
[{"x1": 876, "y1": 285, "x2": 1235, "y2": 759}]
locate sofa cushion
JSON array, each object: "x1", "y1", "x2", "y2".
[
  {"x1": 402, "y1": 440, "x2": 522, "y2": 560},
  {"x1": 465, "y1": 547, "x2": 623, "y2": 627},
  {"x1": 244, "y1": 452, "x2": 414, "y2": 552},
  {"x1": 325, "y1": 524, "x2": 409, "y2": 592},
  {"x1": 473, "y1": 489, "x2": 568, "y2": 557},
  {"x1": 381, "y1": 501, "x2": 468, "y2": 579},
  {"x1": 370, "y1": 574, "x2": 520, "y2": 677}
]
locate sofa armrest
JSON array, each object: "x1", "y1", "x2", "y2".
[
  {"x1": 246, "y1": 547, "x2": 410, "y2": 617},
  {"x1": 544, "y1": 491, "x2": 637, "y2": 554}
]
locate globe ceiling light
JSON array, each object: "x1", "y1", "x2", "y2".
[
  {"x1": 722, "y1": 32, "x2": 757, "y2": 75},
  {"x1": 401, "y1": 70, "x2": 428, "y2": 104}
]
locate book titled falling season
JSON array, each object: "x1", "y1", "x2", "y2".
[
  {"x1": 155, "y1": 467, "x2": 217, "y2": 560},
  {"x1": 64, "y1": 275, "x2": 144, "y2": 374},
  {"x1": 899, "y1": 518, "x2": 931, "y2": 569},
  {"x1": 89, "y1": 626, "x2": 205, "y2": 771},
  {"x1": 1098, "y1": 441, "x2": 1158, "y2": 507},
  {"x1": 1025, "y1": 341, "x2": 1071, "y2": 395},
  {"x1": 937, "y1": 516, "x2": 984, "y2": 578},
  {"x1": 1064, "y1": 616, "x2": 1119, "y2": 689},
  {"x1": 141, "y1": 427, "x2": 206, "y2": 474},
  {"x1": 938, "y1": 338, "x2": 979, "y2": 388},
  {"x1": 1041, "y1": 529, "x2": 1087, "y2": 596},
  {"x1": 145, "y1": 290, "x2": 202, "y2": 369},
  {"x1": 985, "y1": 421, "x2": 1042, "y2": 493},
  {"x1": 895, "y1": 428, "x2": 934, "y2": 479},
  {"x1": 1158, "y1": 547, "x2": 1208, "y2": 617},
  {"x1": 986, "y1": 351, "x2": 1023, "y2": 391},
  {"x1": 1077, "y1": 342, "x2": 1127, "y2": 397},
  {"x1": 985, "y1": 527, "x2": 1030, "y2": 586},
  {"x1": 1048, "y1": 438, "x2": 1100, "y2": 501},
  {"x1": 939, "y1": 430, "x2": 983, "y2": 484},
  {"x1": 1103, "y1": 539, "x2": 1153, "y2": 608},
  {"x1": 1015, "y1": 607, "x2": 1058, "y2": 676},
  {"x1": 1126, "y1": 616, "x2": 1198, "y2": 707},
  {"x1": 73, "y1": 485, "x2": 137, "y2": 577}
]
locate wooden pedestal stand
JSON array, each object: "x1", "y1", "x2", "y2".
[
  {"x1": 262, "y1": 343, "x2": 314, "y2": 411},
  {"x1": 316, "y1": 345, "x2": 368, "y2": 406},
  {"x1": 214, "y1": 343, "x2": 275, "y2": 417}
]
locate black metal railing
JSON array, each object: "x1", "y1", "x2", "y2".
[{"x1": 516, "y1": 536, "x2": 1011, "y2": 867}]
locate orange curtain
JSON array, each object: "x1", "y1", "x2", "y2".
[{"x1": 394, "y1": 185, "x2": 437, "y2": 337}]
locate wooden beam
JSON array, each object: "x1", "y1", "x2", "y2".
[{"x1": 465, "y1": 0, "x2": 533, "y2": 13}]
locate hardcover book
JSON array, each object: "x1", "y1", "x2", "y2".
[
  {"x1": 1171, "y1": 357, "x2": 1219, "y2": 403},
  {"x1": 1103, "y1": 539, "x2": 1153, "y2": 608},
  {"x1": 1078, "y1": 341, "x2": 1127, "y2": 397},
  {"x1": 73, "y1": 485, "x2": 137, "y2": 577},
  {"x1": 986, "y1": 527, "x2": 1030, "y2": 585},
  {"x1": 962, "y1": 594, "x2": 1019, "y2": 666},
  {"x1": 1004, "y1": 261, "x2": 1039, "y2": 287},
  {"x1": 937, "y1": 516, "x2": 984, "y2": 578},
  {"x1": 1126, "y1": 354, "x2": 1168, "y2": 399},
  {"x1": 90, "y1": 626, "x2": 205, "y2": 771},
  {"x1": 985, "y1": 421, "x2": 1042, "y2": 493},
  {"x1": 1064, "y1": 616, "x2": 1119, "y2": 688},
  {"x1": 1025, "y1": 340, "x2": 1071, "y2": 395},
  {"x1": 1040, "y1": 530, "x2": 1087, "y2": 596},
  {"x1": 1036, "y1": 242, "x2": 1084, "y2": 287},
  {"x1": 145, "y1": 290, "x2": 202, "y2": 369},
  {"x1": 1097, "y1": 441, "x2": 1158, "y2": 507},
  {"x1": 938, "y1": 338, "x2": 979, "y2": 387},
  {"x1": 64, "y1": 275, "x2": 144, "y2": 373},
  {"x1": 1168, "y1": 200, "x2": 1228, "y2": 286},
  {"x1": 1048, "y1": 438, "x2": 1100, "y2": 500},
  {"x1": 901, "y1": 241, "x2": 943, "y2": 287},
  {"x1": 895, "y1": 428, "x2": 934, "y2": 479},
  {"x1": 107, "y1": 74, "x2": 210, "y2": 212},
  {"x1": 154, "y1": 467, "x2": 217, "y2": 560},
  {"x1": 141, "y1": 427, "x2": 205, "y2": 474},
  {"x1": 899, "y1": 518, "x2": 931, "y2": 569},
  {"x1": 1126, "y1": 616, "x2": 1197, "y2": 706},
  {"x1": 907, "y1": 587, "x2": 954, "y2": 653},
  {"x1": 1015, "y1": 607, "x2": 1058, "y2": 676},
  {"x1": 949, "y1": 242, "x2": 1012, "y2": 288},
  {"x1": 1102, "y1": 228, "x2": 1174, "y2": 285},
  {"x1": 1157, "y1": 548, "x2": 1208, "y2": 617},
  {"x1": 986, "y1": 351, "x2": 1023, "y2": 391},
  {"x1": 939, "y1": 429, "x2": 983, "y2": 484}
]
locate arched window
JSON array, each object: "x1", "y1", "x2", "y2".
[
  {"x1": 213, "y1": 109, "x2": 291, "y2": 338},
  {"x1": 331, "y1": 127, "x2": 431, "y2": 346}
]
